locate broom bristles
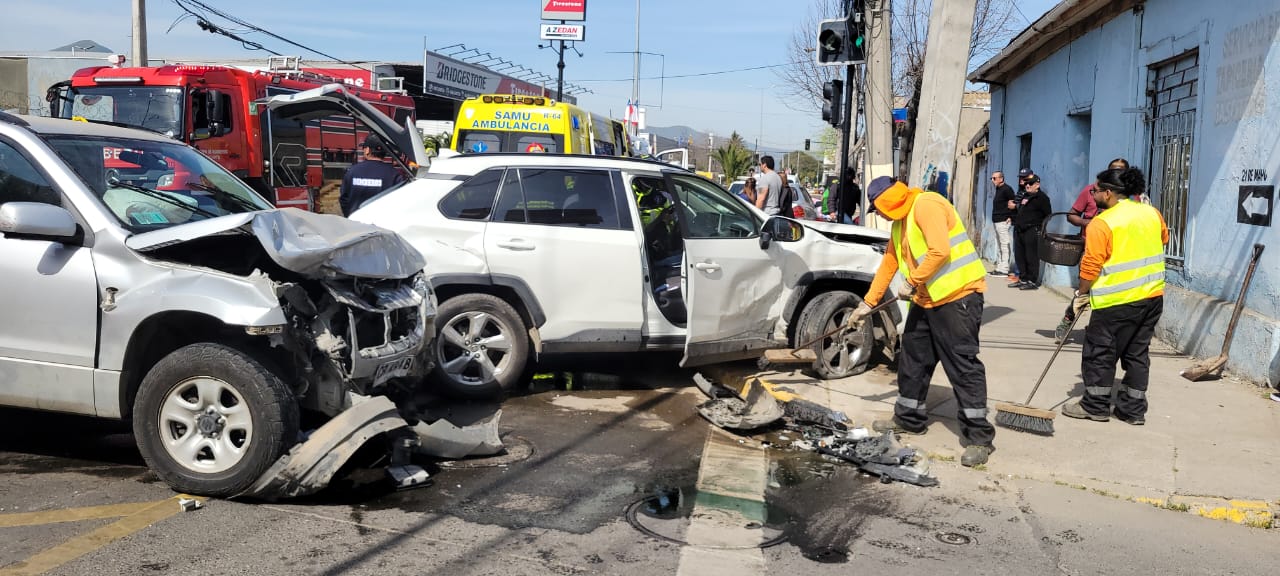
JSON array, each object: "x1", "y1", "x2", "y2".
[{"x1": 994, "y1": 404, "x2": 1056, "y2": 436}]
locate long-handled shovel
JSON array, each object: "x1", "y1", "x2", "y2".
[{"x1": 1181, "y1": 243, "x2": 1264, "y2": 381}]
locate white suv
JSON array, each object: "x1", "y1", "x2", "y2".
[{"x1": 264, "y1": 86, "x2": 906, "y2": 399}]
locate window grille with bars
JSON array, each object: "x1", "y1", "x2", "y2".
[{"x1": 1147, "y1": 51, "x2": 1198, "y2": 264}]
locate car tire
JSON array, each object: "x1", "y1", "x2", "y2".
[
  {"x1": 796, "y1": 290, "x2": 875, "y2": 380},
  {"x1": 431, "y1": 294, "x2": 530, "y2": 400},
  {"x1": 133, "y1": 343, "x2": 299, "y2": 497}
]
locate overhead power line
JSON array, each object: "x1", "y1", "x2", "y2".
[{"x1": 576, "y1": 61, "x2": 806, "y2": 83}]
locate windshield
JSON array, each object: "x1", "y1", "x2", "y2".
[
  {"x1": 47, "y1": 135, "x2": 273, "y2": 232},
  {"x1": 62, "y1": 87, "x2": 184, "y2": 139},
  {"x1": 457, "y1": 130, "x2": 564, "y2": 154}
]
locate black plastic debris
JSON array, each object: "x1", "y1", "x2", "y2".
[{"x1": 810, "y1": 429, "x2": 939, "y2": 487}]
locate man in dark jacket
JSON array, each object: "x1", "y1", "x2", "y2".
[
  {"x1": 1011, "y1": 174, "x2": 1052, "y2": 290},
  {"x1": 340, "y1": 135, "x2": 404, "y2": 216}
]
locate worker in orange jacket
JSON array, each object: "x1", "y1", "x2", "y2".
[{"x1": 848, "y1": 176, "x2": 994, "y2": 467}]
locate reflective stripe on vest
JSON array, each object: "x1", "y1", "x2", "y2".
[
  {"x1": 891, "y1": 193, "x2": 987, "y2": 301},
  {"x1": 1090, "y1": 200, "x2": 1166, "y2": 310}
]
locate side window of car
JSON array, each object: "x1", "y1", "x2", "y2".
[
  {"x1": 506, "y1": 168, "x2": 620, "y2": 229},
  {"x1": 439, "y1": 168, "x2": 502, "y2": 220},
  {"x1": 0, "y1": 140, "x2": 59, "y2": 208},
  {"x1": 668, "y1": 175, "x2": 759, "y2": 239}
]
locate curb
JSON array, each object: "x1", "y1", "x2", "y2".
[{"x1": 701, "y1": 364, "x2": 1278, "y2": 529}]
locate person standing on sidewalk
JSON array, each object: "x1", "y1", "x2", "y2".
[
  {"x1": 754, "y1": 156, "x2": 784, "y2": 216},
  {"x1": 846, "y1": 176, "x2": 995, "y2": 467},
  {"x1": 1011, "y1": 174, "x2": 1052, "y2": 290},
  {"x1": 1054, "y1": 158, "x2": 1131, "y2": 342},
  {"x1": 1062, "y1": 168, "x2": 1168, "y2": 425},
  {"x1": 989, "y1": 171, "x2": 1016, "y2": 277}
]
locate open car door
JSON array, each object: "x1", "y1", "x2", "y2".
[
  {"x1": 254, "y1": 84, "x2": 429, "y2": 176},
  {"x1": 665, "y1": 173, "x2": 785, "y2": 367}
]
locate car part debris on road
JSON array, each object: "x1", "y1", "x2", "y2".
[
  {"x1": 177, "y1": 498, "x2": 204, "y2": 512},
  {"x1": 695, "y1": 377, "x2": 786, "y2": 430}
]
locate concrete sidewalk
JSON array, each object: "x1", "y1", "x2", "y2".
[{"x1": 708, "y1": 278, "x2": 1280, "y2": 528}]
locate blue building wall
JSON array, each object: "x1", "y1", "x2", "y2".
[{"x1": 981, "y1": 1, "x2": 1280, "y2": 386}]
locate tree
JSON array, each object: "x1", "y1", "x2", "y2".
[
  {"x1": 783, "y1": 151, "x2": 823, "y2": 185},
  {"x1": 711, "y1": 132, "x2": 756, "y2": 181}
]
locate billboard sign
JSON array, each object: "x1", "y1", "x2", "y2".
[
  {"x1": 540, "y1": 24, "x2": 586, "y2": 41},
  {"x1": 423, "y1": 52, "x2": 572, "y2": 102},
  {"x1": 541, "y1": 0, "x2": 586, "y2": 21}
]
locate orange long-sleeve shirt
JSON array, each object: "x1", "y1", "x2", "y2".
[
  {"x1": 1079, "y1": 207, "x2": 1169, "y2": 285},
  {"x1": 865, "y1": 194, "x2": 986, "y2": 309}
]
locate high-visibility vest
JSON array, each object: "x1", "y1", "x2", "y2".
[
  {"x1": 891, "y1": 193, "x2": 986, "y2": 301},
  {"x1": 1089, "y1": 199, "x2": 1166, "y2": 310}
]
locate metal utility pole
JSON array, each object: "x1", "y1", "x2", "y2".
[
  {"x1": 631, "y1": 0, "x2": 641, "y2": 137},
  {"x1": 834, "y1": 0, "x2": 857, "y2": 224},
  {"x1": 132, "y1": 0, "x2": 148, "y2": 66},
  {"x1": 907, "y1": 0, "x2": 978, "y2": 189},
  {"x1": 555, "y1": 35, "x2": 566, "y2": 101}
]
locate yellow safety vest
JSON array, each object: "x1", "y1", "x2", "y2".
[
  {"x1": 891, "y1": 193, "x2": 987, "y2": 301},
  {"x1": 1089, "y1": 199, "x2": 1166, "y2": 310}
]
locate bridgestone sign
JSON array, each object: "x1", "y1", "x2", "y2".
[{"x1": 541, "y1": 0, "x2": 586, "y2": 22}]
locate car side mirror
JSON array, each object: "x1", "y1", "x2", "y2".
[
  {"x1": 0, "y1": 202, "x2": 79, "y2": 241},
  {"x1": 761, "y1": 216, "x2": 804, "y2": 249},
  {"x1": 191, "y1": 127, "x2": 213, "y2": 141}
]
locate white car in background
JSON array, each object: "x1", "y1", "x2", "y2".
[{"x1": 261, "y1": 85, "x2": 909, "y2": 400}]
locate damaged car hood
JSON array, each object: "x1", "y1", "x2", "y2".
[
  {"x1": 125, "y1": 209, "x2": 426, "y2": 279},
  {"x1": 798, "y1": 219, "x2": 891, "y2": 242}
]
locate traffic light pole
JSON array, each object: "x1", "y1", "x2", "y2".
[{"x1": 835, "y1": 0, "x2": 857, "y2": 224}]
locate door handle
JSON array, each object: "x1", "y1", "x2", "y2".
[
  {"x1": 496, "y1": 239, "x2": 536, "y2": 251},
  {"x1": 692, "y1": 262, "x2": 721, "y2": 273}
]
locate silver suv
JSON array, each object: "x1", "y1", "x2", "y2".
[{"x1": 0, "y1": 112, "x2": 433, "y2": 496}]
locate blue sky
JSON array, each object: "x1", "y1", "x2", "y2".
[{"x1": 2, "y1": 0, "x2": 1058, "y2": 151}]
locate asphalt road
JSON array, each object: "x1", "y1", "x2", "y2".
[{"x1": 1, "y1": 354, "x2": 1275, "y2": 575}]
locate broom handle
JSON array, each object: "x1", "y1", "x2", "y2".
[
  {"x1": 1217, "y1": 243, "x2": 1264, "y2": 356},
  {"x1": 1023, "y1": 302, "x2": 1086, "y2": 405},
  {"x1": 793, "y1": 295, "x2": 901, "y2": 352}
]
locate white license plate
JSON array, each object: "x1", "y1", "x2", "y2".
[{"x1": 373, "y1": 356, "x2": 414, "y2": 382}]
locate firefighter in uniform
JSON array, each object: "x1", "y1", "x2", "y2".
[
  {"x1": 340, "y1": 135, "x2": 404, "y2": 216},
  {"x1": 1062, "y1": 168, "x2": 1167, "y2": 425},
  {"x1": 849, "y1": 176, "x2": 995, "y2": 466}
]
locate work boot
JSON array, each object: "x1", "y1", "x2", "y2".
[
  {"x1": 1054, "y1": 317, "x2": 1072, "y2": 343},
  {"x1": 872, "y1": 418, "x2": 927, "y2": 436},
  {"x1": 961, "y1": 445, "x2": 993, "y2": 467},
  {"x1": 1019, "y1": 282, "x2": 1040, "y2": 291},
  {"x1": 1113, "y1": 410, "x2": 1146, "y2": 426},
  {"x1": 1007, "y1": 280, "x2": 1026, "y2": 288},
  {"x1": 1061, "y1": 401, "x2": 1109, "y2": 422}
]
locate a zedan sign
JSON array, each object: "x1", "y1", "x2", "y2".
[
  {"x1": 540, "y1": 24, "x2": 585, "y2": 41},
  {"x1": 541, "y1": 0, "x2": 586, "y2": 22}
]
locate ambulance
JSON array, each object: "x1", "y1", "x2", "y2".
[{"x1": 451, "y1": 94, "x2": 629, "y2": 157}]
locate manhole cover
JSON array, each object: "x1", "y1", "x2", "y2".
[
  {"x1": 936, "y1": 532, "x2": 973, "y2": 546},
  {"x1": 438, "y1": 436, "x2": 534, "y2": 468},
  {"x1": 802, "y1": 547, "x2": 849, "y2": 563},
  {"x1": 624, "y1": 490, "x2": 788, "y2": 549}
]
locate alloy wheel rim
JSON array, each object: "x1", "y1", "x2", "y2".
[
  {"x1": 820, "y1": 305, "x2": 872, "y2": 376},
  {"x1": 437, "y1": 311, "x2": 514, "y2": 387},
  {"x1": 158, "y1": 377, "x2": 253, "y2": 474}
]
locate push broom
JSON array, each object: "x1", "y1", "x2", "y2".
[{"x1": 994, "y1": 304, "x2": 1086, "y2": 435}]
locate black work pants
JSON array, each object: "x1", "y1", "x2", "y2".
[
  {"x1": 894, "y1": 292, "x2": 995, "y2": 447},
  {"x1": 1080, "y1": 296, "x2": 1164, "y2": 418},
  {"x1": 1013, "y1": 226, "x2": 1042, "y2": 284}
]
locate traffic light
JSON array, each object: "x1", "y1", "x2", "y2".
[
  {"x1": 804, "y1": 139, "x2": 811, "y2": 151},
  {"x1": 822, "y1": 79, "x2": 843, "y2": 127},
  {"x1": 816, "y1": 19, "x2": 851, "y2": 66},
  {"x1": 850, "y1": 0, "x2": 868, "y2": 63}
]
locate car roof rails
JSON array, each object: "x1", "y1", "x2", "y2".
[{"x1": 0, "y1": 110, "x2": 31, "y2": 127}]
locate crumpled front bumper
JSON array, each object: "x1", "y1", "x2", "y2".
[{"x1": 320, "y1": 273, "x2": 437, "y2": 389}]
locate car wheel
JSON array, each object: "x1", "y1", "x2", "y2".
[
  {"x1": 796, "y1": 290, "x2": 875, "y2": 379},
  {"x1": 133, "y1": 343, "x2": 299, "y2": 497},
  {"x1": 432, "y1": 294, "x2": 529, "y2": 399}
]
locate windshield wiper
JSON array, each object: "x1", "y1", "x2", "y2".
[
  {"x1": 186, "y1": 181, "x2": 264, "y2": 214},
  {"x1": 107, "y1": 176, "x2": 224, "y2": 221}
]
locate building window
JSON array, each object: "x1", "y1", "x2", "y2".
[
  {"x1": 1018, "y1": 133, "x2": 1032, "y2": 173},
  {"x1": 1147, "y1": 50, "x2": 1198, "y2": 265}
]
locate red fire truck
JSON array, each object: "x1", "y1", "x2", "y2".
[{"x1": 48, "y1": 61, "x2": 417, "y2": 213}]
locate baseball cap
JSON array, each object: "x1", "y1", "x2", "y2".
[
  {"x1": 866, "y1": 176, "x2": 896, "y2": 204},
  {"x1": 1017, "y1": 168, "x2": 1033, "y2": 179},
  {"x1": 360, "y1": 134, "x2": 386, "y2": 152}
]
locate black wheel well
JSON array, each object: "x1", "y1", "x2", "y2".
[
  {"x1": 786, "y1": 279, "x2": 872, "y2": 342},
  {"x1": 118, "y1": 312, "x2": 292, "y2": 420},
  {"x1": 433, "y1": 284, "x2": 536, "y2": 331}
]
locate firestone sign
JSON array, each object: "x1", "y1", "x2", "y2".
[{"x1": 541, "y1": 0, "x2": 586, "y2": 21}]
